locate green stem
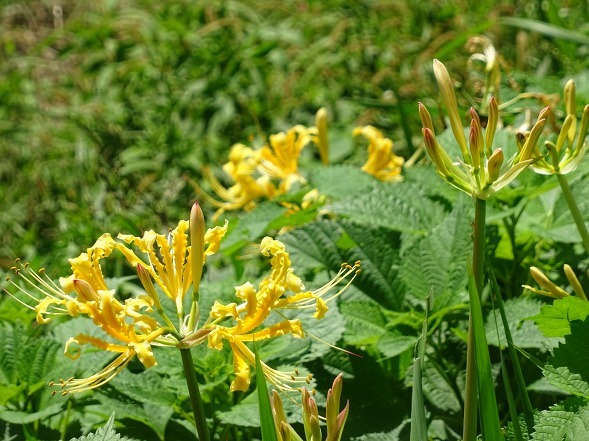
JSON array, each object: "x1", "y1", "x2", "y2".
[
  {"x1": 556, "y1": 173, "x2": 589, "y2": 255},
  {"x1": 180, "y1": 348, "x2": 210, "y2": 441},
  {"x1": 463, "y1": 197, "x2": 487, "y2": 441}
]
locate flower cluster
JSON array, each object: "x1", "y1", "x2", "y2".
[
  {"x1": 419, "y1": 59, "x2": 548, "y2": 200},
  {"x1": 4, "y1": 204, "x2": 359, "y2": 395},
  {"x1": 191, "y1": 109, "x2": 329, "y2": 220}
]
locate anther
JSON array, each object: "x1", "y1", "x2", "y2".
[
  {"x1": 48, "y1": 381, "x2": 54, "y2": 387},
  {"x1": 52, "y1": 390, "x2": 57, "y2": 397},
  {"x1": 61, "y1": 391, "x2": 68, "y2": 396}
]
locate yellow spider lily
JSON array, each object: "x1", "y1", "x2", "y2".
[
  {"x1": 353, "y1": 125, "x2": 404, "y2": 181},
  {"x1": 206, "y1": 237, "x2": 360, "y2": 392}
]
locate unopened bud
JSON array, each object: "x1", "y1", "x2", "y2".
[
  {"x1": 190, "y1": 202, "x2": 205, "y2": 300},
  {"x1": 530, "y1": 266, "x2": 569, "y2": 299},
  {"x1": 556, "y1": 114, "x2": 574, "y2": 153},
  {"x1": 486, "y1": 148, "x2": 504, "y2": 184},
  {"x1": 485, "y1": 97, "x2": 499, "y2": 157},
  {"x1": 418, "y1": 102, "x2": 434, "y2": 131},
  {"x1": 316, "y1": 107, "x2": 329, "y2": 165},
  {"x1": 433, "y1": 59, "x2": 469, "y2": 159},
  {"x1": 72, "y1": 279, "x2": 99, "y2": 303},
  {"x1": 563, "y1": 264, "x2": 587, "y2": 301},
  {"x1": 423, "y1": 128, "x2": 449, "y2": 175}
]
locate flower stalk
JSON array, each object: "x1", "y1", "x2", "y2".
[
  {"x1": 180, "y1": 348, "x2": 210, "y2": 441},
  {"x1": 556, "y1": 173, "x2": 589, "y2": 255}
]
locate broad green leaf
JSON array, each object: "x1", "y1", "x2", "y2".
[
  {"x1": 485, "y1": 297, "x2": 545, "y2": 350},
  {"x1": 95, "y1": 387, "x2": 173, "y2": 440},
  {"x1": 281, "y1": 220, "x2": 404, "y2": 308},
  {"x1": 531, "y1": 297, "x2": 589, "y2": 338},
  {"x1": 0, "y1": 402, "x2": 64, "y2": 425},
  {"x1": 340, "y1": 302, "x2": 387, "y2": 346},
  {"x1": 310, "y1": 164, "x2": 376, "y2": 200},
  {"x1": 543, "y1": 365, "x2": 589, "y2": 399},
  {"x1": 544, "y1": 318, "x2": 589, "y2": 398},
  {"x1": 70, "y1": 412, "x2": 134, "y2": 441},
  {"x1": 400, "y1": 199, "x2": 472, "y2": 301},
  {"x1": 532, "y1": 397, "x2": 589, "y2": 441},
  {"x1": 416, "y1": 363, "x2": 462, "y2": 414},
  {"x1": 327, "y1": 182, "x2": 446, "y2": 234},
  {"x1": 378, "y1": 333, "x2": 418, "y2": 359}
]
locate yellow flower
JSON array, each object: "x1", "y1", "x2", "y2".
[
  {"x1": 116, "y1": 218, "x2": 229, "y2": 328},
  {"x1": 5, "y1": 261, "x2": 164, "y2": 395},
  {"x1": 419, "y1": 59, "x2": 548, "y2": 199},
  {"x1": 529, "y1": 80, "x2": 589, "y2": 175},
  {"x1": 206, "y1": 237, "x2": 360, "y2": 392},
  {"x1": 189, "y1": 144, "x2": 278, "y2": 220},
  {"x1": 258, "y1": 125, "x2": 311, "y2": 192},
  {"x1": 353, "y1": 125, "x2": 404, "y2": 181}
]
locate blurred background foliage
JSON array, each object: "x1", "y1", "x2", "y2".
[{"x1": 3, "y1": 0, "x2": 589, "y2": 274}]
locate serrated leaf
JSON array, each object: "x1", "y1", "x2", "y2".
[
  {"x1": 70, "y1": 412, "x2": 132, "y2": 441},
  {"x1": 339, "y1": 302, "x2": 387, "y2": 346},
  {"x1": 281, "y1": 220, "x2": 403, "y2": 308},
  {"x1": 532, "y1": 297, "x2": 589, "y2": 338},
  {"x1": 542, "y1": 365, "x2": 589, "y2": 399},
  {"x1": 378, "y1": 333, "x2": 418, "y2": 359},
  {"x1": 544, "y1": 318, "x2": 589, "y2": 398},
  {"x1": 485, "y1": 297, "x2": 546, "y2": 350},
  {"x1": 532, "y1": 397, "x2": 589, "y2": 441},
  {"x1": 400, "y1": 199, "x2": 472, "y2": 300},
  {"x1": 327, "y1": 182, "x2": 446, "y2": 234},
  {"x1": 310, "y1": 164, "x2": 376, "y2": 200}
]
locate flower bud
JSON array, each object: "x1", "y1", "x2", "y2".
[
  {"x1": 190, "y1": 202, "x2": 205, "y2": 300},
  {"x1": 563, "y1": 264, "x2": 587, "y2": 301},
  {"x1": 564, "y1": 79, "x2": 577, "y2": 144},
  {"x1": 485, "y1": 97, "x2": 499, "y2": 157},
  {"x1": 316, "y1": 107, "x2": 329, "y2": 165},
  {"x1": 486, "y1": 148, "x2": 504, "y2": 184},
  {"x1": 433, "y1": 59, "x2": 469, "y2": 160}
]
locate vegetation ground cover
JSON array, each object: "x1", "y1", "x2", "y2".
[{"x1": 2, "y1": 1, "x2": 589, "y2": 440}]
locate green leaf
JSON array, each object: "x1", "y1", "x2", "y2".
[
  {"x1": 281, "y1": 220, "x2": 404, "y2": 309},
  {"x1": 255, "y1": 344, "x2": 278, "y2": 441},
  {"x1": 340, "y1": 302, "x2": 387, "y2": 346},
  {"x1": 327, "y1": 182, "x2": 446, "y2": 234},
  {"x1": 70, "y1": 412, "x2": 133, "y2": 441},
  {"x1": 0, "y1": 402, "x2": 64, "y2": 425},
  {"x1": 544, "y1": 318, "x2": 589, "y2": 398},
  {"x1": 310, "y1": 164, "x2": 376, "y2": 200},
  {"x1": 531, "y1": 297, "x2": 589, "y2": 338},
  {"x1": 467, "y1": 262, "x2": 503, "y2": 441},
  {"x1": 410, "y1": 298, "x2": 429, "y2": 441},
  {"x1": 532, "y1": 397, "x2": 589, "y2": 441},
  {"x1": 400, "y1": 199, "x2": 472, "y2": 301},
  {"x1": 485, "y1": 297, "x2": 546, "y2": 350}
]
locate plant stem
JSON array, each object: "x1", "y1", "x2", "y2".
[
  {"x1": 463, "y1": 197, "x2": 487, "y2": 441},
  {"x1": 556, "y1": 173, "x2": 589, "y2": 254},
  {"x1": 180, "y1": 348, "x2": 210, "y2": 441}
]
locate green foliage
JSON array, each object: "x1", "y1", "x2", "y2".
[{"x1": 69, "y1": 413, "x2": 134, "y2": 441}]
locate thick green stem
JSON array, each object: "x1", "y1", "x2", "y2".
[
  {"x1": 463, "y1": 197, "x2": 487, "y2": 441},
  {"x1": 557, "y1": 173, "x2": 589, "y2": 255},
  {"x1": 180, "y1": 348, "x2": 210, "y2": 441}
]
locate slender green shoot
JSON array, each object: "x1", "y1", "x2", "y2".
[
  {"x1": 255, "y1": 343, "x2": 279, "y2": 441},
  {"x1": 410, "y1": 292, "x2": 432, "y2": 441},
  {"x1": 467, "y1": 261, "x2": 503, "y2": 441},
  {"x1": 556, "y1": 173, "x2": 589, "y2": 255}
]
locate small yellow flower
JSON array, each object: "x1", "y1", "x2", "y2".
[
  {"x1": 258, "y1": 125, "x2": 311, "y2": 192},
  {"x1": 206, "y1": 237, "x2": 360, "y2": 392},
  {"x1": 353, "y1": 125, "x2": 404, "y2": 181},
  {"x1": 419, "y1": 59, "x2": 547, "y2": 199}
]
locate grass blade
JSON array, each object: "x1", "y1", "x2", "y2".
[
  {"x1": 410, "y1": 291, "x2": 432, "y2": 441},
  {"x1": 499, "y1": 17, "x2": 589, "y2": 45},
  {"x1": 254, "y1": 343, "x2": 279, "y2": 441},
  {"x1": 467, "y1": 261, "x2": 503, "y2": 440}
]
